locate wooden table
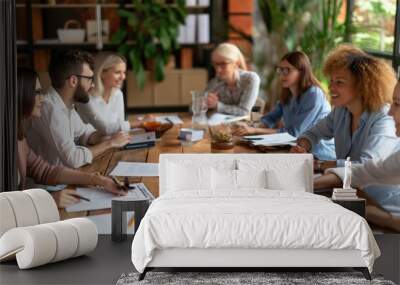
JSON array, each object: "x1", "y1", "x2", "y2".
[{"x1": 60, "y1": 113, "x2": 258, "y2": 219}]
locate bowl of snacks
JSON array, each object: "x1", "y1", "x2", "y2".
[{"x1": 142, "y1": 121, "x2": 173, "y2": 138}]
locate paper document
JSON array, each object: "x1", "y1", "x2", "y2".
[
  {"x1": 155, "y1": 114, "x2": 183, "y2": 124},
  {"x1": 109, "y1": 162, "x2": 159, "y2": 177},
  {"x1": 65, "y1": 183, "x2": 153, "y2": 212},
  {"x1": 244, "y1": 132, "x2": 297, "y2": 146},
  {"x1": 208, "y1": 113, "x2": 249, "y2": 126}
]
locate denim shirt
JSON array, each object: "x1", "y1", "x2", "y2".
[
  {"x1": 299, "y1": 104, "x2": 398, "y2": 166},
  {"x1": 261, "y1": 86, "x2": 336, "y2": 160},
  {"x1": 205, "y1": 70, "x2": 260, "y2": 116}
]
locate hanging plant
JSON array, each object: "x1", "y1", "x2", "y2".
[{"x1": 112, "y1": 0, "x2": 187, "y2": 89}]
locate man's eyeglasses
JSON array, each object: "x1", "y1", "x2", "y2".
[
  {"x1": 276, "y1": 67, "x2": 296, "y2": 76},
  {"x1": 70, "y1": 74, "x2": 94, "y2": 84}
]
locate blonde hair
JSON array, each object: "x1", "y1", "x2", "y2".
[
  {"x1": 323, "y1": 44, "x2": 396, "y2": 112},
  {"x1": 212, "y1": 43, "x2": 247, "y2": 70},
  {"x1": 92, "y1": 52, "x2": 127, "y2": 96}
]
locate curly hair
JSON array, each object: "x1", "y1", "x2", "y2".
[{"x1": 323, "y1": 44, "x2": 396, "y2": 112}]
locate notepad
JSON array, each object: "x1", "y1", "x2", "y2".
[
  {"x1": 243, "y1": 132, "x2": 297, "y2": 146},
  {"x1": 109, "y1": 162, "x2": 159, "y2": 177},
  {"x1": 65, "y1": 183, "x2": 154, "y2": 212},
  {"x1": 207, "y1": 113, "x2": 249, "y2": 126},
  {"x1": 155, "y1": 114, "x2": 183, "y2": 124}
]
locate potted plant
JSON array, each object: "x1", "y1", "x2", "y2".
[
  {"x1": 210, "y1": 124, "x2": 235, "y2": 153},
  {"x1": 112, "y1": 0, "x2": 187, "y2": 89}
]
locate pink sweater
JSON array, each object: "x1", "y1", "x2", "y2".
[{"x1": 18, "y1": 139, "x2": 63, "y2": 189}]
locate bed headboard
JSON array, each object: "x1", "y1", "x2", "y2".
[{"x1": 159, "y1": 153, "x2": 314, "y2": 196}]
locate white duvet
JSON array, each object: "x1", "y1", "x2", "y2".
[{"x1": 131, "y1": 190, "x2": 380, "y2": 273}]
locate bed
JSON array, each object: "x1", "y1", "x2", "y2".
[{"x1": 131, "y1": 154, "x2": 380, "y2": 280}]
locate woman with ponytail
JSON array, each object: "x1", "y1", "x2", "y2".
[{"x1": 205, "y1": 43, "x2": 260, "y2": 116}]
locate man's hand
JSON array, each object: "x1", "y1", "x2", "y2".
[{"x1": 110, "y1": 132, "x2": 131, "y2": 148}]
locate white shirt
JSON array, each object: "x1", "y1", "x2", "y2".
[
  {"x1": 27, "y1": 87, "x2": 96, "y2": 168},
  {"x1": 75, "y1": 89, "x2": 130, "y2": 135}
]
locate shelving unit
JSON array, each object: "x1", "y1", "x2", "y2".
[
  {"x1": 16, "y1": 0, "x2": 228, "y2": 112},
  {"x1": 16, "y1": 0, "x2": 218, "y2": 69}
]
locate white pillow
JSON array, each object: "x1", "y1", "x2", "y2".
[
  {"x1": 266, "y1": 167, "x2": 307, "y2": 192},
  {"x1": 236, "y1": 169, "x2": 267, "y2": 189},
  {"x1": 212, "y1": 169, "x2": 237, "y2": 191},
  {"x1": 167, "y1": 162, "x2": 211, "y2": 191}
]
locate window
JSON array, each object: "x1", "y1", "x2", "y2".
[{"x1": 351, "y1": 0, "x2": 396, "y2": 53}]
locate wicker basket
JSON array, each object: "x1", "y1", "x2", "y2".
[{"x1": 57, "y1": 20, "x2": 85, "y2": 43}]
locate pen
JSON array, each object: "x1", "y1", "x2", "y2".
[
  {"x1": 111, "y1": 176, "x2": 128, "y2": 191},
  {"x1": 165, "y1": 117, "x2": 174, "y2": 125},
  {"x1": 70, "y1": 193, "x2": 91, "y2": 202}
]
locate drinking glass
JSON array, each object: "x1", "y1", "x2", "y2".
[{"x1": 191, "y1": 90, "x2": 208, "y2": 129}]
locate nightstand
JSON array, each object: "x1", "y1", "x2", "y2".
[
  {"x1": 111, "y1": 183, "x2": 154, "y2": 242},
  {"x1": 332, "y1": 198, "x2": 366, "y2": 218}
]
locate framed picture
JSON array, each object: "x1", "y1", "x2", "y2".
[{"x1": 86, "y1": 20, "x2": 109, "y2": 43}]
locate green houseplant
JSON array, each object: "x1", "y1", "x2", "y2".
[{"x1": 112, "y1": 0, "x2": 187, "y2": 89}]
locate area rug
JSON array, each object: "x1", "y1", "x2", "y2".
[{"x1": 116, "y1": 271, "x2": 395, "y2": 285}]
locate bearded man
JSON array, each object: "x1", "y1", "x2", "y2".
[{"x1": 27, "y1": 50, "x2": 130, "y2": 168}]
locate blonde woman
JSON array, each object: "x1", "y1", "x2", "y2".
[
  {"x1": 206, "y1": 43, "x2": 260, "y2": 116},
  {"x1": 76, "y1": 52, "x2": 137, "y2": 135}
]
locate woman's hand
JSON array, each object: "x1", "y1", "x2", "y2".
[
  {"x1": 233, "y1": 125, "x2": 256, "y2": 136},
  {"x1": 290, "y1": 138, "x2": 311, "y2": 153},
  {"x1": 314, "y1": 173, "x2": 342, "y2": 190},
  {"x1": 290, "y1": 145, "x2": 307, "y2": 153},
  {"x1": 97, "y1": 176, "x2": 127, "y2": 196},
  {"x1": 110, "y1": 132, "x2": 131, "y2": 148},
  {"x1": 51, "y1": 189, "x2": 80, "y2": 208},
  {"x1": 207, "y1": 92, "x2": 219, "y2": 109}
]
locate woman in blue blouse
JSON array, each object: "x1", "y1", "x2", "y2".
[
  {"x1": 234, "y1": 51, "x2": 335, "y2": 160},
  {"x1": 291, "y1": 44, "x2": 398, "y2": 171}
]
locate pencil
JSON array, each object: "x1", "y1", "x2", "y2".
[
  {"x1": 111, "y1": 176, "x2": 128, "y2": 192},
  {"x1": 70, "y1": 193, "x2": 91, "y2": 202}
]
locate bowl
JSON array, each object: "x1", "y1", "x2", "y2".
[
  {"x1": 143, "y1": 121, "x2": 173, "y2": 138},
  {"x1": 142, "y1": 121, "x2": 162, "y2": 132},
  {"x1": 57, "y1": 29, "x2": 85, "y2": 43}
]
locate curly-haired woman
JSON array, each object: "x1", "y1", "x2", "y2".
[{"x1": 291, "y1": 44, "x2": 398, "y2": 171}]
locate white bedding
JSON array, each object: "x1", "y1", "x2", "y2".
[{"x1": 131, "y1": 190, "x2": 380, "y2": 273}]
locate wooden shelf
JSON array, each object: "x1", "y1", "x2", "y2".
[
  {"x1": 17, "y1": 40, "x2": 213, "y2": 50},
  {"x1": 16, "y1": 3, "x2": 209, "y2": 12}
]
